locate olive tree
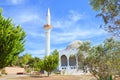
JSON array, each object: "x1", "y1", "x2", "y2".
[
  {"x1": 90, "y1": 0, "x2": 120, "y2": 37},
  {"x1": 78, "y1": 38, "x2": 120, "y2": 80}
]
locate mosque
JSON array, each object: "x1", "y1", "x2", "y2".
[
  {"x1": 59, "y1": 40, "x2": 85, "y2": 75},
  {"x1": 44, "y1": 8, "x2": 86, "y2": 75}
]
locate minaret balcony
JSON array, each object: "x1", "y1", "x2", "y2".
[{"x1": 44, "y1": 24, "x2": 52, "y2": 30}]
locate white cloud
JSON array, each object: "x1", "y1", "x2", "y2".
[
  {"x1": 19, "y1": 14, "x2": 39, "y2": 23},
  {"x1": 50, "y1": 10, "x2": 108, "y2": 44},
  {"x1": 25, "y1": 48, "x2": 60, "y2": 59},
  {"x1": 5, "y1": 7, "x2": 44, "y2": 25},
  {"x1": 0, "y1": 0, "x2": 26, "y2": 5},
  {"x1": 51, "y1": 29, "x2": 107, "y2": 44},
  {"x1": 27, "y1": 49, "x2": 44, "y2": 55},
  {"x1": 9, "y1": 0, "x2": 24, "y2": 4},
  {"x1": 13, "y1": 13, "x2": 41, "y2": 24},
  {"x1": 23, "y1": 49, "x2": 45, "y2": 59},
  {"x1": 68, "y1": 10, "x2": 83, "y2": 22},
  {"x1": 27, "y1": 31, "x2": 45, "y2": 38},
  {"x1": 53, "y1": 10, "x2": 83, "y2": 29}
]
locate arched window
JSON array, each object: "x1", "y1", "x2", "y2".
[
  {"x1": 61, "y1": 55, "x2": 67, "y2": 66},
  {"x1": 69, "y1": 55, "x2": 76, "y2": 66}
]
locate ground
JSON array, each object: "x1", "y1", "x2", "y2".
[
  {"x1": 0, "y1": 74, "x2": 96, "y2": 80},
  {"x1": 0, "y1": 74, "x2": 120, "y2": 80}
]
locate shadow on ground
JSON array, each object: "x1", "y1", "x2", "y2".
[{"x1": 30, "y1": 75, "x2": 49, "y2": 78}]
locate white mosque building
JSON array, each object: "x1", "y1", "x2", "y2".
[
  {"x1": 44, "y1": 8, "x2": 87, "y2": 75},
  {"x1": 58, "y1": 40, "x2": 86, "y2": 75},
  {"x1": 59, "y1": 40, "x2": 80, "y2": 70}
]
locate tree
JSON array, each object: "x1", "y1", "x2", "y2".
[
  {"x1": 0, "y1": 9, "x2": 26, "y2": 69},
  {"x1": 18, "y1": 53, "x2": 32, "y2": 68},
  {"x1": 90, "y1": 0, "x2": 120, "y2": 37},
  {"x1": 9, "y1": 55, "x2": 19, "y2": 66},
  {"x1": 28, "y1": 57, "x2": 43, "y2": 71},
  {"x1": 77, "y1": 41, "x2": 91, "y2": 72},
  {"x1": 43, "y1": 50, "x2": 59, "y2": 76},
  {"x1": 78, "y1": 38, "x2": 120, "y2": 80}
]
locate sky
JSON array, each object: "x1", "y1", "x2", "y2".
[{"x1": 0, "y1": 0, "x2": 110, "y2": 58}]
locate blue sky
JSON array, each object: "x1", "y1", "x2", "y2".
[{"x1": 0, "y1": 0, "x2": 110, "y2": 58}]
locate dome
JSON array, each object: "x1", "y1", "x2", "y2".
[{"x1": 66, "y1": 40, "x2": 81, "y2": 50}]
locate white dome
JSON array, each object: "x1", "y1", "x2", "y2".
[{"x1": 66, "y1": 40, "x2": 81, "y2": 50}]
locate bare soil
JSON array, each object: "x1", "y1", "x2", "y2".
[
  {"x1": 0, "y1": 74, "x2": 120, "y2": 80},
  {"x1": 0, "y1": 74, "x2": 96, "y2": 80}
]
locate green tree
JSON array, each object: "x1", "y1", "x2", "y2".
[
  {"x1": 0, "y1": 9, "x2": 26, "y2": 69},
  {"x1": 90, "y1": 0, "x2": 120, "y2": 37},
  {"x1": 18, "y1": 53, "x2": 32, "y2": 68},
  {"x1": 78, "y1": 38, "x2": 120, "y2": 80},
  {"x1": 43, "y1": 50, "x2": 59, "y2": 76},
  {"x1": 9, "y1": 55, "x2": 19, "y2": 66},
  {"x1": 28, "y1": 57, "x2": 43, "y2": 71}
]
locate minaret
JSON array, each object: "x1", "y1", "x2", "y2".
[{"x1": 44, "y1": 8, "x2": 52, "y2": 56}]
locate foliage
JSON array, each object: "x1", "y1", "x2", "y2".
[
  {"x1": 9, "y1": 56, "x2": 19, "y2": 66},
  {"x1": 78, "y1": 38, "x2": 120, "y2": 80},
  {"x1": 1, "y1": 69, "x2": 6, "y2": 74},
  {"x1": 43, "y1": 49, "x2": 59, "y2": 76},
  {"x1": 90, "y1": 0, "x2": 120, "y2": 37},
  {"x1": 28, "y1": 57, "x2": 43, "y2": 71},
  {"x1": 77, "y1": 41, "x2": 91, "y2": 71},
  {"x1": 27, "y1": 49, "x2": 59, "y2": 75},
  {"x1": 18, "y1": 53, "x2": 32, "y2": 68},
  {"x1": 0, "y1": 9, "x2": 26, "y2": 69},
  {"x1": 13, "y1": 54, "x2": 44, "y2": 73}
]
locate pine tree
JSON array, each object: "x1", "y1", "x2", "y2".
[{"x1": 0, "y1": 9, "x2": 26, "y2": 69}]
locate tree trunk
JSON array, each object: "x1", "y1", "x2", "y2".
[
  {"x1": 47, "y1": 72, "x2": 49, "y2": 77},
  {"x1": 0, "y1": 69, "x2": 1, "y2": 75}
]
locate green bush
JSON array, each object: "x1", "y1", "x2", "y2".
[
  {"x1": 26, "y1": 68, "x2": 31, "y2": 73},
  {"x1": 5, "y1": 73, "x2": 7, "y2": 75},
  {"x1": 1, "y1": 69, "x2": 7, "y2": 75}
]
